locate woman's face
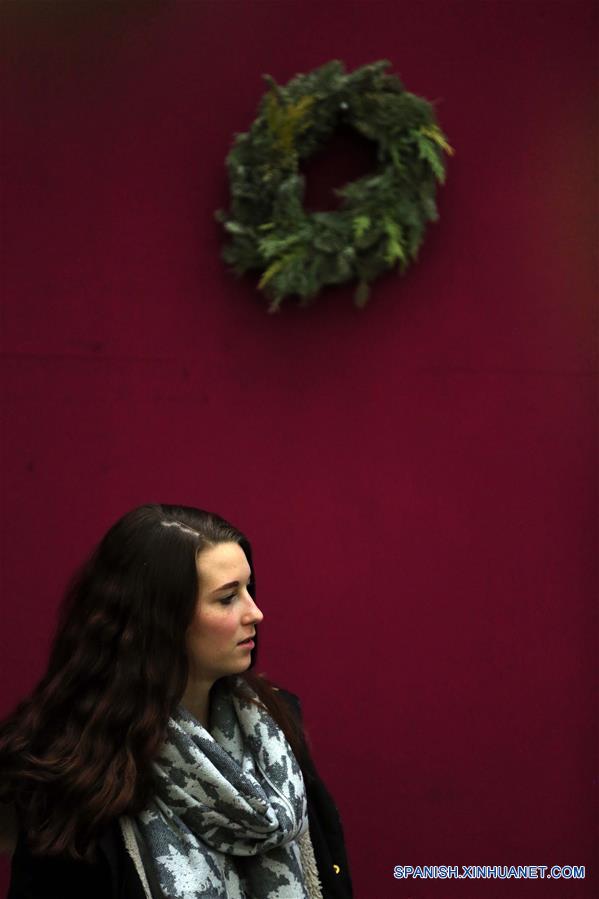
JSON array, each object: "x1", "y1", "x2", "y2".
[{"x1": 186, "y1": 541, "x2": 263, "y2": 683}]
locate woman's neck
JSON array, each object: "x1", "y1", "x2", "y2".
[{"x1": 180, "y1": 676, "x2": 213, "y2": 728}]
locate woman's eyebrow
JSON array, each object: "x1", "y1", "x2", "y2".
[{"x1": 211, "y1": 575, "x2": 252, "y2": 594}]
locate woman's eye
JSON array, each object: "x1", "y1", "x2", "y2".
[{"x1": 219, "y1": 582, "x2": 252, "y2": 605}]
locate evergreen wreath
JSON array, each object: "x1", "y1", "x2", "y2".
[{"x1": 215, "y1": 59, "x2": 453, "y2": 312}]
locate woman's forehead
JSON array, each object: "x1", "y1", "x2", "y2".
[{"x1": 196, "y1": 542, "x2": 250, "y2": 584}]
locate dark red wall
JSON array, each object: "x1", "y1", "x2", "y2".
[{"x1": 1, "y1": 2, "x2": 597, "y2": 897}]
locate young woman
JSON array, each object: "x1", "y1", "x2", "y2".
[{"x1": 0, "y1": 504, "x2": 352, "y2": 898}]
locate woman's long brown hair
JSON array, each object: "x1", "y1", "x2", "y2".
[{"x1": 0, "y1": 504, "x2": 310, "y2": 861}]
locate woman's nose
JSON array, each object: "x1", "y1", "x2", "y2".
[{"x1": 243, "y1": 592, "x2": 264, "y2": 623}]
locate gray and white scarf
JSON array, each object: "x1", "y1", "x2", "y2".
[{"x1": 122, "y1": 679, "x2": 322, "y2": 899}]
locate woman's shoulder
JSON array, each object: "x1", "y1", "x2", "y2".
[
  {"x1": 268, "y1": 685, "x2": 354, "y2": 898},
  {"x1": 271, "y1": 683, "x2": 302, "y2": 713}
]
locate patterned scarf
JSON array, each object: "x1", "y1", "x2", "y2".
[{"x1": 132, "y1": 679, "x2": 314, "y2": 899}]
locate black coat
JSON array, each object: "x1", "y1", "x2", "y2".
[{"x1": 7, "y1": 689, "x2": 352, "y2": 899}]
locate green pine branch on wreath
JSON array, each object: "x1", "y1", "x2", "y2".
[{"x1": 215, "y1": 59, "x2": 453, "y2": 312}]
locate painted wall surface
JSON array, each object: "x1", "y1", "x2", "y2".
[{"x1": 1, "y1": 1, "x2": 596, "y2": 896}]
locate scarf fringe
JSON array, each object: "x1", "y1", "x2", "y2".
[
  {"x1": 120, "y1": 816, "x2": 154, "y2": 899},
  {"x1": 298, "y1": 829, "x2": 324, "y2": 899}
]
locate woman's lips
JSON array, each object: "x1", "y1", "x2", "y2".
[{"x1": 237, "y1": 638, "x2": 255, "y2": 649}]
